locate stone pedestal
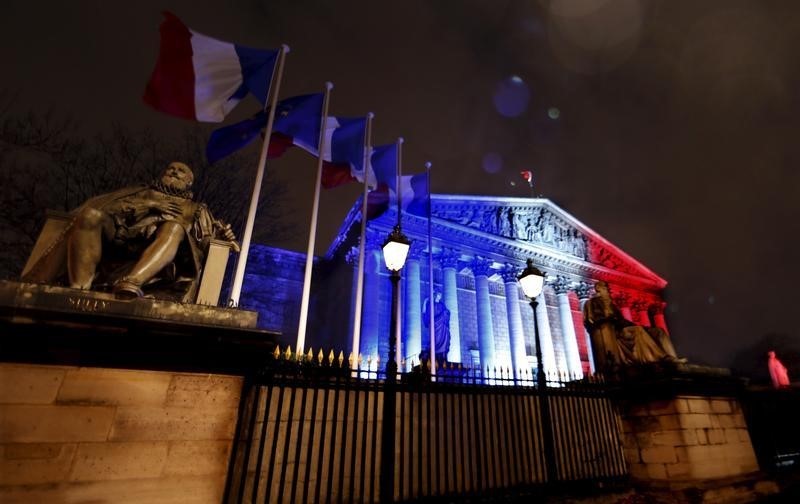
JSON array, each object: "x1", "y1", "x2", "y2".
[
  {"x1": 615, "y1": 366, "x2": 776, "y2": 501},
  {"x1": 0, "y1": 280, "x2": 277, "y2": 504}
]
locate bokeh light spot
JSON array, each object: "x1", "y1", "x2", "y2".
[
  {"x1": 482, "y1": 152, "x2": 503, "y2": 174},
  {"x1": 548, "y1": 107, "x2": 560, "y2": 119},
  {"x1": 493, "y1": 76, "x2": 531, "y2": 117}
]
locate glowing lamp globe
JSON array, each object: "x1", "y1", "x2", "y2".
[
  {"x1": 382, "y1": 226, "x2": 411, "y2": 272},
  {"x1": 518, "y1": 259, "x2": 545, "y2": 299}
]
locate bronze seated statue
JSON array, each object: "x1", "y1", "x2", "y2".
[
  {"x1": 583, "y1": 281, "x2": 683, "y2": 374},
  {"x1": 22, "y1": 162, "x2": 237, "y2": 303}
]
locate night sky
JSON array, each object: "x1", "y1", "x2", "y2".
[{"x1": 3, "y1": 0, "x2": 799, "y2": 370}]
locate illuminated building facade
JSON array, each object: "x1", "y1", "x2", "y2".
[{"x1": 242, "y1": 195, "x2": 671, "y2": 377}]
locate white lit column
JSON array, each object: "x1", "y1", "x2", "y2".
[
  {"x1": 471, "y1": 257, "x2": 495, "y2": 378},
  {"x1": 651, "y1": 302, "x2": 670, "y2": 334},
  {"x1": 576, "y1": 282, "x2": 595, "y2": 374},
  {"x1": 403, "y1": 243, "x2": 423, "y2": 369},
  {"x1": 633, "y1": 300, "x2": 651, "y2": 327},
  {"x1": 533, "y1": 286, "x2": 557, "y2": 375},
  {"x1": 440, "y1": 248, "x2": 462, "y2": 363},
  {"x1": 501, "y1": 265, "x2": 527, "y2": 379},
  {"x1": 554, "y1": 277, "x2": 582, "y2": 379}
]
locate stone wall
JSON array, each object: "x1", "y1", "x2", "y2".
[
  {"x1": 622, "y1": 395, "x2": 759, "y2": 481},
  {"x1": 0, "y1": 363, "x2": 242, "y2": 503}
]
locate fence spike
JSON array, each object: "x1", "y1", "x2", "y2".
[
  {"x1": 348, "y1": 352, "x2": 354, "y2": 369},
  {"x1": 367, "y1": 354, "x2": 372, "y2": 367},
  {"x1": 327, "y1": 350, "x2": 335, "y2": 366},
  {"x1": 307, "y1": 348, "x2": 314, "y2": 362},
  {"x1": 401, "y1": 357, "x2": 406, "y2": 370},
  {"x1": 426, "y1": 359, "x2": 432, "y2": 371},
  {"x1": 357, "y1": 353, "x2": 364, "y2": 369},
  {"x1": 337, "y1": 351, "x2": 344, "y2": 367},
  {"x1": 273, "y1": 345, "x2": 281, "y2": 360},
  {"x1": 284, "y1": 346, "x2": 293, "y2": 360}
]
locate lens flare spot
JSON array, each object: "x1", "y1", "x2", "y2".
[
  {"x1": 548, "y1": 107, "x2": 560, "y2": 119},
  {"x1": 482, "y1": 152, "x2": 503, "y2": 174},
  {"x1": 493, "y1": 76, "x2": 531, "y2": 118}
]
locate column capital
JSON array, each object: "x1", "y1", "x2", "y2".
[
  {"x1": 364, "y1": 230, "x2": 385, "y2": 251},
  {"x1": 469, "y1": 256, "x2": 494, "y2": 278},
  {"x1": 407, "y1": 241, "x2": 426, "y2": 261},
  {"x1": 499, "y1": 263, "x2": 520, "y2": 283},
  {"x1": 551, "y1": 276, "x2": 572, "y2": 295},
  {"x1": 631, "y1": 299, "x2": 649, "y2": 312},
  {"x1": 612, "y1": 290, "x2": 631, "y2": 307},
  {"x1": 439, "y1": 247, "x2": 460, "y2": 269},
  {"x1": 575, "y1": 281, "x2": 593, "y2": 300}
]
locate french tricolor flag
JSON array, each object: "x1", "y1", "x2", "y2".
[{"x1": 143, "y1": 12, "x2": 278, "y2": 122}]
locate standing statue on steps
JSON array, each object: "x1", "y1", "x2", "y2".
[
  {"x1": 423, "y1": 290, "x2": 451, "y2": 360},
  {"x1": 582, "y1": 281, "x2": 681, "y2": 373},
  {"x1": 767, "y1": 351, "x2": 790, "y2": 389},
  {"x1": 22, "y1": 162, "x2": 238, "y2": 302}
]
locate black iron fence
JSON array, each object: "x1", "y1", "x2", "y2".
[{"x1": 224, "y1": 352, "x2": 627, "y2": 504}]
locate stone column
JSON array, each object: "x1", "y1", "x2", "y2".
[
  {"x1": 403, "y1": 243, "x2": 424, "y2": 368},
  {"x1": 650, "y1": 302, "x2": 670, "y2": 334},
  {"x1": 632, "y1": 299, "x2": 651, "y2": 327},
  {"x1": 614, "y1": 291, "x2": 633, "y2": 322},
  {"x1": 440, "y1": 248, "x2": 462, "y2": 363},
  {"x1": 576, "y1": 282, "x2": 595, "y2": 374},
  {"x1": 533, "y1": 285, "x2": 558, "y2": 376},
  {"x1": 471, "y1": 257, "x2": 495, "y2": 378},
  {"x1": 553, "y1": 277, "x2": 583, "y2": 379},
  {"x1": 501, "y1": 265, "x2": 528, "y2": 379},
  {"x1": 361, "y1": 240, "x2": 383, "y2": 368}
]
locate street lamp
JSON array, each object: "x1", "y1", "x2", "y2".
[
  {"x1": 380, "y1": 224, "x2": 409, "y2": 504},
  {"x1": 382, "y1": 225, "x2": 411, "y2": 374},
  {"x1": 518, "y1": 258, "x2": 558, "y2": 483},
  {"x1": 517, "y1": 258, "x2": 546, "y2": 384}
]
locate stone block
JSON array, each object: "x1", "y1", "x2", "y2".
[
  {"x1": 640, "y1": 446, "x2": 677, "y2": 464},
  {"x1": 650, "y1": 430, "x2": 685, "y2": 447},
  {"x1": 645, "y1": 463, "x2": 668, "y2": 479},
  {"x1": 709, "y1": 399, "x2": 733, "y2": 414},
  {"x1": 674, "y1": 398, "x2": 690, "y2": 413},
  {"x1": 647, "y1": 400, "x2": 679, "y2": 416},
  {"x1": 628, "y1": 462, "x2": 648, "y2": 479},
  {"x1": 163, "y1": 440, "x2": 231, "y2": 476},
  {"x1": 733, "y1": 413, "x2": 747, "y2": 428},
  {"x1": 0, "y1": 474, "x2": 226, "y2": 504},
  {"x1": 623, "y1": 447, "x2": 641, "y2": 464},
  {"x1": 165, "y1": 374, "x2": 242, "y2": 409},
  {"x1": 0, "y1": 364, "x2": 66, "y2": 405},
  {"x1": 656, "y1": 414, "x2": 681, "y2": 431},
  {"x1": 686, "y1": 398, "x2": 711, "y2": 413},
  {"x1": 0, "y1": 443, "x2": 76, "y2": 485},
  {"x1": 678, "y1": 413, "x2": 711, "y2": 430},
  {"x1": 109, "y1": 406, "x2": 238, "y2": 441},
  {"x1": 69, "y1": 441, "x2": 168, "y2": 481},
  {"x1": 0, "y1": 405, "x2": 115, "y2": 442},
  {"x1": 707, "y1": 428, "x2": 726, "y2": 445},
  {"x1": 718, "y1": 414, "x2": 737, "y2": 428},
  {"x1": 665, "y1": 462, "x2": 692, "y2": 479},
  {"x1": 57, "y1": 368, "x2": 172, "y2": 406},
  {"x1": 696, "y1": 429, "x2": 709, "y2": 445}
]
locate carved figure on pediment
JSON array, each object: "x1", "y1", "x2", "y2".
[
  {"x1": 524, "y1": 216, "x2": 535, "y2": 241},
  {"x1": 541, "y1": 214, "x2": 556, "y2": 244},
  {"x1": 481, "y1": 209, "x2": 496, "y2": 233},
  {"x1": 22, "y1": 162, "x2": 237, "y2": 302},
  {"x1": 504, "y1": 208, "x2": 516, "y2": 237},
  {"x1": 583, "y1": 281, "x2": 682, "y2": 373},
  {"x1": 572, "y1": 231, "x2": 587, "y2": 259}
]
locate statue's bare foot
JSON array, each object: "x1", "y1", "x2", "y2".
[{"x1": 113, "y1": 279, "x2": 143, "y2": 300}]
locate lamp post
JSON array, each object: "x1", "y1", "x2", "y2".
[
  {"x1": 380, "y1": 224, "x2": 410, "y2": 503},
  {"x1": 517, "y1": 258, "x2": 558, "y2": 483}
]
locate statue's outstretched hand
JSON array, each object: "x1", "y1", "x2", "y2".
[{"x1": 215, "y1": 222, "x2": 240, "y2": 252}]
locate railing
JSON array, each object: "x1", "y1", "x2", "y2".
[{"x1": 224, "y1": 351, "x2": 627, "y2": 503}]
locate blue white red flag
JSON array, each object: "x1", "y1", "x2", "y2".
[
  {"x1": 366, "y1": 146, "x2": 429, "y2": 219},
  {"x1": 206, "y1": 93, "x2": 323, "y2": 164},
  {"x1": 143, "y1": 11, "x2": 278, "y2": 122}
]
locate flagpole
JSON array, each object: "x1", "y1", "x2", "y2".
[
  {"x1": 229, "y1": 44, "x2": 289, "y2": 306},
  {"x1": 395, "y1": 137, "x2": 404, "y2": 369},
  {"x1": 295, "y1": 82, "x2": 334, "y2": 355},
  {"x1": 351, "y1": 113, "x2": 375, "y2": 370},
  {"x1": 425, "y1": 161, "x2": 435, "y2": 378}
]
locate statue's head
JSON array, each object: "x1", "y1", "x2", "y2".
[
  {"x1": 161, "y1": 162, "x2": 194, "y2": 191},
  {"x1": 595, "y1": 281, "x2": 610, "y2": 297},
  {"x1": 434, "y1": 290, "x2": 443, "y2": 302}
]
